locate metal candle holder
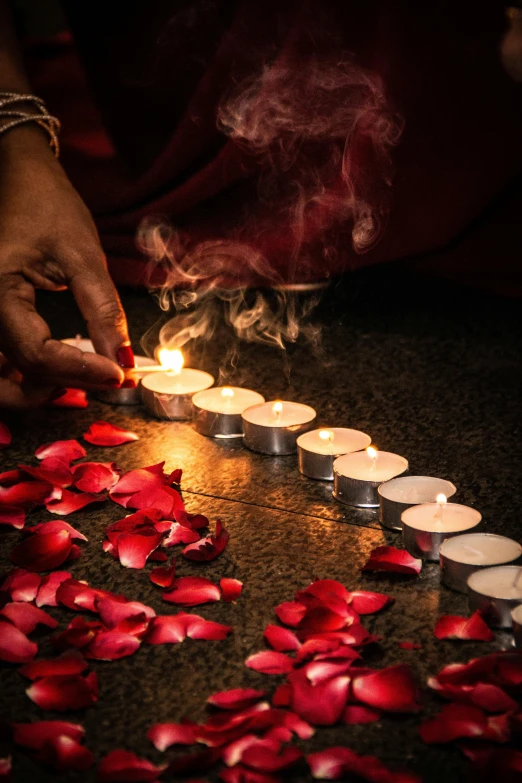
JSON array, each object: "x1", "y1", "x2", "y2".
[
  {"x1": 401, "y1": 504, "x2": 482, "y2": 561},
  {"x1": 511, "y1": 605, "x2": 522, "y2": 647},
  {"x1": 141, "y1": 370, "x2": 214, "y2": 421},
  {"x1": 193, "y1": 406, "x2": 244, "y2": 438},
  {"x1": 440, "y1": 533, "x2": 522, "y2": 593},
  {"x1": 378, "y1": 476, "x2": 457, "y2": 531},
  {"x1": 333, "y1": 455, "x2": 408, "y2": 508},
  {"x1": 468, "y1": 566, "x2": 522, "y2": 628},
  {"x1": 242, "y1": 404, "x2": 317, "y2": 456},
  {"x1": 297, "y1": 447, "x2": 342, "y2": 481}
]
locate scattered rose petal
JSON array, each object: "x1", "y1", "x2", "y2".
[
  {"x1": 11, "y1": 530, "x2": 73, "y2": 572},
  {"x1": 45, "y1": 489, "x2": 106, "y2": 515},
  {"x1": 35, "y1": 440, "x2": 86, "y2": 462},
  {"x1": 147, "y1": 722, "x2": 199, "y2": 751},
  {"x1": 348, "y1": 591, "x2": 394, "y2": 615},
  {"x1": 0, "y1": 505, "x2": 25, "y2": 530},
  {"x1": 220, "y1": 578, "x2": 243, "y2": 603},
  {"x1": 0, "y1": 617, "x2": 38, "y2": 663},
  {"x1": 162, "y1": 522, "x2": 200, "y2": 547},
  {"x1": 307, "y1": 746, "x2": 422, "y2": 782},
  {"x1": 150, "y1": 564, "x2": 176, "y2": 588},
  {"x1": 83, "y1": 421, "x2": 139, "y2": 447},
  {"x1": 109, "y1": 464, "x2": 167, "y2": 507},
  {"x1": 72, "y1": 461, "x2": 120, "y2": 493},
  {"x1": 274, "y1": 601, "x2": 307, "y2": 627},
  {"x1": 11, "y1": 721, "x2": 85, "y2": 750},
  {"x1": 0, "y1": 602, "x2": 58, "y2": 633},
  {"x1": 264, "y1": 626, "x2": 301, "y2": 652},
  {"x1": 288, "y1": 671, "x2": 350, "y2": 725},
  {"x1": 361, "y1": 546, "x2": 422, "y2": 576},
  {"x1": 145, "y1": 613, "x2": 232, "y2": 645},
  {"x1": 241, "y1": 742, "x2": 302, "y2": 773},
  {"x1": 0, "y1": 757, "x2": 10, "y2": 782},
  {"x1": 343, "y1": 705, "x2": 381, "y2": 724},
  {"x1": 0, "y1": 481, "x2": 56, "y2": 509},
  {"x1": 48, "y1": 388, "x2": 88, "y2": 408},
  {"x1": 1, "y1": 568, "x2": 41, "y2": 602},
  {"x1": 19, "y1": 650, "x2": 88, "y2": 680},
  {"x1": 28, "y1": 519, "x2": 88, "y2": 542},
  {"x1": 434, "y1": 611, "x2": 495, "y2": 642},
  {"x1": 0, "y1": 421, "x2": 11, "y2": 449},
  {"x1": 26, "y1": 672, "x2": 98, "y2": 711},
  {"x1": 351, "y1": 665, "x2": 421, "y2": 713},
  {"x1": 98, "y1": 749, "x2": 166, "y2": 782},
  {"x1": 95, "y1": 596, "x2": 155, "y2": 628},
  {"x1": 38, "y1": 733, "x2": 94, "y2": 773},
  {"x1": 419, "y1": 703, "x2": 511, "y2": 744},
  {"x1": 182, "y1": 520, "x2": 229, "y2": 562},
  {"x1": 116, "y1": 528, "x2": 164, "y2": 569},
  {"x1": 162, "y1": 576, "x2": 221, "y2": 606},
  {"x1": 208, "y1": 689, "x2": 267, "y2": 711},
  {"x1": 220, "y1": 766, "x2": 280, "y2": 783},
  {"x1": 271, "y1": 684, "x2": 292, "y2": 707},
  {"x1": 86, "y1": 629, "x2": 142, "y2": 661},
  {"x1": 245, "y1": 651, "x2": 295, "y2": 675},
  {"x1": 399, "y1": 641, "x2": 423, "y2": 650},
  {"x1": 19, "y1": 458, "x2": 73, "y2": 488},
  {"x1": 0, "y1": 469, "x2": 24, "y2": 486}
]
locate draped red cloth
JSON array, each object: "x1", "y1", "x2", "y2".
[{"x1": 26, "y1": 0, "x2": 522, "y2": 294}]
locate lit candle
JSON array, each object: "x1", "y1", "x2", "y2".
[
  {"x1": 297, "y1": 427, "x2": 371, "y2": 481},
  {"x1": 242, "y1": 400, "x2": 316, "y2": 455},
  {"x1": 439, "y1": 533, "x2": 522, "y2": 593},
  {"x1": 192, "y1": 386, "x2": 265, "y2": 438},
  {"x1": 378, "y1": 475, "x2": 457, "y2": 531},
  {"x1": 141, "y1": 349, "x2": 214, "y2": 420},
  {"x1": 468, "y1": 566, "x2": 522, "y2": 628},
  {"x1": 333, "y1": 447, "x2": 408, "y2": 508},
  {"x1": 61, "y1": 336, "x2": 156, "y2": 405},
  {"x1": 401, "y1": 499, "x2": 482, "y2": 561}
]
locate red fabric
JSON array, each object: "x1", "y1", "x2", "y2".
[{"x1": 25, "y1": 1, "x2": 522, "y2": 293}]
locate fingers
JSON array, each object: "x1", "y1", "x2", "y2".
[
  {"x1": 0, "y1": 273, "x2": 124, "y2": 387},
  {"x1": 67, "y1": 252, "x2": 135, "y2": 368},
  {"x1": 0, "y1": 377, "x2": 53, "y2": 410}
]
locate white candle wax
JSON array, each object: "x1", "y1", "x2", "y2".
[
  {"x1": 192, "y1": 387, "x2": 265, "y2": 415},
  {"x1": 60, "y1": 337, "x2": 155, "y2": 369},
  {"x1": 402, "y1": 502, "x2": 481, "y2": 533},
  {"x1": 440, "y1": 534, "x2": 522, "y2": 566},
  {"x1": 296, "y1": 427, "x2": 371, "y2": 456},
  {"x1": 242, "y1": 401, "x2": 316, "y2": 428},
  {"x1": 468, "y1": 566, "x2": 522, "y2": 601},
  {"x1": 379, "y1": 476, "x2": 456, "y2": 504},
  {"x1": 333, "y1": 450, "x2": 408, "y2": 483},
  {"x1": 141, "y1": 369, "x2": 214, "y2": 396}
]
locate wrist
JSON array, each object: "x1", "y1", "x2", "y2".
[{"x1": 0, "y1": 123, "x2": 60, "y2": 165}]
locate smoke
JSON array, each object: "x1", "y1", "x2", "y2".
[{"x1": 139, "y1": 16, "x2": 403, "y2": 354}]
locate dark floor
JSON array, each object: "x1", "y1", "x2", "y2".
[{"x1": 0, "y1": 266, "x2": 521, "y2": 782}]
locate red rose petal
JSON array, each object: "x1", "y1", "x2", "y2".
[
  {"x1": 0, "y1": 602, "x2": 58, "y2": 633},
  {"x1": 96, "y1": 596, "x2": 155, "y2": 629},
  {"x1": 35, "y1": 572, "x2": 72, "y2": 607},
  {"x1": 0, "y1": 505, "x2": 25, "y2": 530},
  {"x1": 351, "y1": 665, "x2": 421, "y2": 713},
  {"x1": 288, "y1": 671, "x2": 350, "y2": 725},
  {"x1": 72, "y1": 462, "x2": 120, "y2": 493},
  {"x1": 0, "y1": 421, "x2": 12, "y2": 449},
  {"x1": 434, "y1": 611, "x2": 495, "y2": 642},
  {"x1": 11, "y1": 530, "x2": 73, "y2": 572},
  {"x1": 343, "y1": 705, "x2": 381, "y2": 724},
  {"x1": 399, "y1": 641, "x2": 423, "y2": 650},
  {"x1": 83, "y1": 420, "x2": 139, "y2": 447},
  {"x1": 52, "y1": 617, "x2": 100, "y2": 651},
  {"x1": 307, "y1": 746, "x2": 422, "y2": 782},
  {"x1": 128, "y1": 485, "x2": 184, "y2": 517},
  {"x1": 220, "y1": 578, "x2": 243, "y2": 603},
  {"x1": 419, "y1": 703, "x2": 511, "y2": 744},
  {"x1": 28, "y1": 519, "x2": 88, "y2": 542},
  {"x1": 147, "y1": 722, "x2": 198, "y2": 751},
  {"x1": 162, "y1": 522, "x2": 200, "y2": 547},
  {"x1": 185, "y1": 614, "x2": 233, "y2": 641},
  {"x1": 19, "y1": 650, "x2": 88, "y2": 680},
  {"x1": 220, "y1": 766, "x2": 280, "y2": 783},
  {"x1": 143, "y1": 614, "x2": 187, "y2": 644},
  {"x1": 0, "y1": 469, "x2": 24, "y2": 486},
  {"x1": 208, "y1": 689, "x2": 267, "y2": 711},
  {"x1": 19, "y1": 458, "x2": 73, "y2": 488},
  {"x1": 38, "y1": 733, "x2": 94, "y2": 773},
  {"x1": 182, "y1": 520, "x2": 229, "y2": 562},
  {"x1": 263, "y1": 626, "x2": 301, "y2": 652},
  {"x1": 299, "y1": 579, "x2": 351, "y2": 603},
  {"x1": 55, "y1": 579, "x2": 105, "y2": 612},
  {"x1": 271, "y1": 684, "x2": 292, "y2": 707},
  {"x1": 85, "y1": 629, "x2": 141, "y2": 661},
  {"x1": 116, "y1": 528, "x2": 164, "y2": 569},
  {"x1": 274, "y1": 601, "x2": 307, "y2": 627},
  {"x1": 348, "y1": 591, "x2": 395, "y2": 615},
  {"x1": 0, "y1": 617, "x2": 38, "y2": 663},
  {"x1": 45, "y1": 489, "x2": 106, "y2": 515},
  {"x1": 48, "y1": 388, "x2": 88, "y2": 408},
  {"x1": 98, "y1": 749, "x2": 166, "y2": 782},
  {"x1": 109, "y1": 464, "x2": 166, "y2": 506},
  {"x1": 26, "y1": 672, "x2": 98, "y2": 711},
  {"x1": 0, "y1": 481, "x2": 56, "y2": 509},
  {"x1": 0, "y1": 568, "x2": 41, "y2": 602},
  {"x1": 241, "y1": 742, "x2": 302, "y2": 773},
  {"x1": 162, "y1": 576, "x2": 221, "y2": 607},
  {"x1": 35, "y1": 440, "x2": 86, "y2": 462},
  {"x1": 245, "y1": 651, "x2": 295, "y2": 675},
  {"x1": 361, "y1": 546, "x2": 422, "y2": 576},
  {"x1": 11, "y1": 721, "x2": 85, "y2": 750},
  {"x1": 150, "y1": 564, "x2": 177, "y2": 588},
  {"x1": 302, "y1": 659, "x2": 354, "y2": 686}
]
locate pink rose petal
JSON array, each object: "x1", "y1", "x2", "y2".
[
  {"x1": 0, "y1": 505, "x2": 25, "y2": 530},
  {"x1": 351, "y1": 665, "x2": 421, "y2": 713},
  {"x1": 98, "y1": 749, "x2": 166, "y2": 782},
  {"x1": 72, "y1": 461, "x2": 120, "y2": 493},
  {"x1": 26, "y1": 672, "x2": 99, "y2": 711},
  {"x1": 45, "y1": 489, "x2": 106, "y2": 515},
  {"x1": 263, "y1": 626, "x2": 301, "y2": 652},
  {"x1": 361, "y1": 546, "x2": 422, "y2": 576},
  {"x1": 208, "y1": 689, "x2": 267, "y2": 711},
  {"x1": 182, "y1": 520, "x2": 229, "y2": 562},
  {"x1": 0, "y1": 421, "x2": 12, "y2": 449},
  {"x1": 434, "y1": 611, "x2": 495, "y2": 641},
  {"x1": 162, "y1": 576, "x2": 221, "y2": 606},
  {"x1": 0, "y1": 617, "x2": 38, "y2": 663},
  {"x1": 83, "y1": 420, "x2": 139, "y2": 447},
  {"x1": 35, "y1": 440, "x2": 86, "y2": 462},
  {"x1": 0, "y1": 602, "x2": 58, "y2": 633},
  {"x1": 11, "y1": 530, "x2": 73, "y2": 572},
  {"x1": 220, "y1": 578, "x2": 243, "y2": 603},
  {"x1": 245, "y1": 651, "x2": 295, "y2": 675}
]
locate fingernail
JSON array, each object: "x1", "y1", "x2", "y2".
[
  {"x1": 121, "y1": 378, "x2": 137, "y2": 389},
  {"x1": 103, "y1": 378, "x2": 122, "y2": 388},
  {"x1": 116, "y1": 345, "x2": 135, "y2": 368},
  {"x1": 49, "y1": 387, "x2": 68, "y2": 401}
]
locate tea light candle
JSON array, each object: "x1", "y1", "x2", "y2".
[
  {"x1": 378, "y1": 476, "x2": 457, "y2": 531},
  {"x1": 192, "y1": 386, "x2": 265, "y2": 438},
  {"x1": 511, "y1": 604, "x2": 522, "y2": 647},
  {"x1": 61, "y1": 336, "x2": 156, "y2": 405},
  {"x1": 141, "y1": 349, "x2": 214, "y2": 420},
  {"x1": 297, "y1": 428, "x2": 371, "y2": 481},
  {"x1": 242, "y1": 400, "x2": 316, "y2": 455},
  {"x1": 333, "y1": 447, "x2": 408, "y2": 508},
  {"x1": 468, "y1": 566, "x2": 522, "y2": 628},
  {"x1": 440, "y1": 533, "x2": 522, "y2": 593},
  {"x1": 401, "y1": 496, "x2": 482, "y2": 561}
]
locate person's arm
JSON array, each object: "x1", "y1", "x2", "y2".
[{"x1": 0, "y1": 0, "x2": 133, "y2": 407}]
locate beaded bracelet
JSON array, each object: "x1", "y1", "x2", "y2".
[{"x1": 0, "y1": 92, "x2": 60, "y2": 157}]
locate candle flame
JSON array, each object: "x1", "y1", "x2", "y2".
[
  {"x1": 158, "y1": 348, "x2": 184, "y2": 374},
  {"x1": 319, "y1": 429, "x2": 334, "y2": 442},
  {"x1": 366, "y1": 446, "x2": 378, "y2": 460},
  {"x1": 221, "y1": 387, "x2": 234, "y2": 399},
  {"x1": 436, "y1": 493, "x2": 447, "y2": 505},
  {"x1": 272, "y1": 401, "x2": 283, "y2": 420}
]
